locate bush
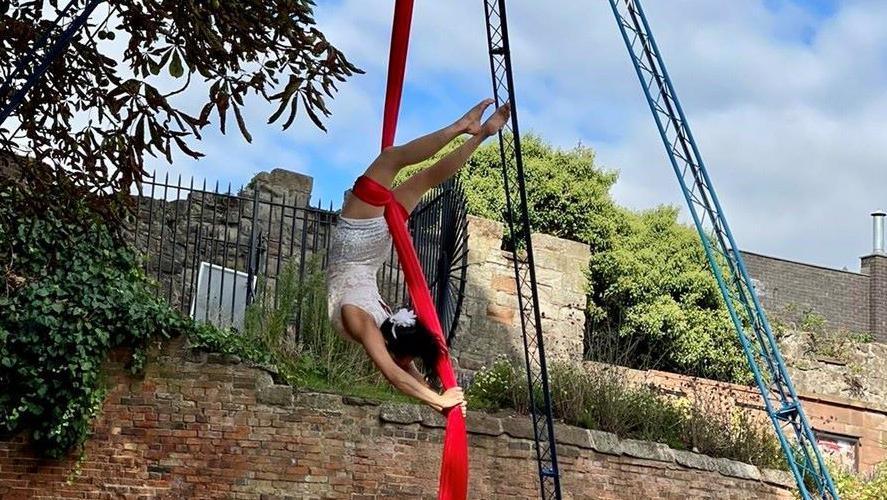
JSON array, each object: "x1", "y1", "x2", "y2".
[
  {"x1": 0, "y1": 180, "x2": 194, "y2": 457},
  {"x1": 832, "y1": 462, "x2": 887, "y2": 500},
  {"x1": 586, "y1": 205, "x2": 749, "y2": 383},
  {"x1": 465, "y1": 355, "x2": 523, "y2": 411},
  {"x1": 466, "y1": 357, "x2": 783, "y2": 469}
]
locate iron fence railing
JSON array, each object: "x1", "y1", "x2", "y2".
[{"x1": 130, "y1": 172, "x2": 468, "y2": 341}]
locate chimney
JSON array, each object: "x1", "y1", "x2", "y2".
[
  {"x1": 862, "y1": 210, "x2": 887, "y2": 342},
  {"x1": 873, "y1": 211, "x2": 886, "y2": 255}
]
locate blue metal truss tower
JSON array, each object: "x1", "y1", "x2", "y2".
[{"x1": 607, "y1": 1, "x2": 839, "y2": 498}]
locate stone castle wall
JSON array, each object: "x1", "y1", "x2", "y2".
[
  {"x1": 0, "y1": 346, "x2": 794, "y2": 499},
  {"x1": 451, "y1": 216, "x2": 589, "y2": 371}
]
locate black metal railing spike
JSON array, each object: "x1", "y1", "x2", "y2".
[
  {"x1": 204, "y1": 180, "x2": 220, "y2": 323},
  {"x1": 156, "y1": 172, "x2": 169, "y2": 290},
  {"x1": 132, "y1": 173, "x2": 468, "y2": 342},
  {"x1": 179, "y1": 176, "x2": 195, "y2": 314},
  {"x1": 168, "y1": 173, "x2": 182, "y2": 302},
  {"x1": 219, "y1": 182, "x2": 233, "y2": 325},
  {"x1": 230, "y1": 186, "x2": 245, "y2": 324},
  {"x1": 145, "y1": 170, "x2": 157, "y2": 276}
]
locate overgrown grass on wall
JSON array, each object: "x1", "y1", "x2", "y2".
[
  {"x1": 466, "y1": 356, "x2": 785, "y2": 470},
  {"x1": 188, "y1": 259, "x2": 407, "y2": 402}
]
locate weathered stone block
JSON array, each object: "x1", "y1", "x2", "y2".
[
  {"x1": 715, "y1": 457, "x2": 762, "y2": 481},
  {"x1": 256, "y1": 385, "x2": 294, "y2": 407},
  {"x1": 672, "y1": 450, "x2": 718, "y2": 472},
  {"x1": 466, "y1": 412, "x2": 503, "y2": 437},
  {"x1": 619, "y1": 439, "x2": 675, "y2": 463},
  {"x1": 379, "y1": 404, "x2": 422, "y2": 425},
  {"x1": 588, "y1": 430, "x2": 622, "y2": 456},
  {"x1": 501, "y1": 416, "x2": 535, "y2": 440},
  {"x1": 486, "y1": 304, "x2": 515, "y2": 326},
  {"x1": 554, "y1": 424, "x2": 592, "y2": 449}
]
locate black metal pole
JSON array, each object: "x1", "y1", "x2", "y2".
[{"x1": 483, "y1": 0, "x2": 563, "y2": 497}]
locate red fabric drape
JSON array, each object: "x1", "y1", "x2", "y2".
[
  {"x1": 352, "y1": 175, "x2": 468, "y2": 500},
  {"x1": 381, "y1": 0, "x2": 414, "y2": 150}
]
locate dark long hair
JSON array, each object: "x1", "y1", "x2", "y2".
[{"x1": 380, "y1": 309, "x2": 441, "y2": 372}]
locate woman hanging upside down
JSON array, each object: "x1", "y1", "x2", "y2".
[{"x1": 327, "y1": 98, "x2": 510, "y2": 417}]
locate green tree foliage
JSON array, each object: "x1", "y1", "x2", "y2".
[
  {"x1": 406, "y1": 134, "x2": 747, "y2": 382},
  {"x1": 0, "y1": 1, "x2": 360, "y2": 194},
  {"x1": 402, "y1": 134, "x2": 620, "y2": 243},
  {"x1": 0, "y1": 179, "x2": 196, "y2": 457},
  {"x1": 586, "y1": 206, "x2": 748, "y2": 382}
]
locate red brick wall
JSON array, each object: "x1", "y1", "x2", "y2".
[{"x1": 0, "y1": 348, "x2": 794, "y2": 499}]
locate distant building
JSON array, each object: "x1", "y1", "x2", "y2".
[{"x1": 743, "y1": 211, "x2": 887, "y2": 342}]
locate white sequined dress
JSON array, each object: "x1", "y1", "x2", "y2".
[{"x1": 326, "y1": 216, "x2": 393, "y2": 335}]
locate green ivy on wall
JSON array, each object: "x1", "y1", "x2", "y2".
[{"x1": 0, "y1": 180, "x2": 194, "y2": 458}]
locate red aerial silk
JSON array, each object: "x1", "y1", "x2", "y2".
[
  {"x1": 375, "y1": 1, "x2": 468, "y2": 497},
  {"x1": 351, "y1": 175, "x2": 468, "y2": 500},
  {"x1": 381, "y1": 0, "x2": 414, "y2": 150}
]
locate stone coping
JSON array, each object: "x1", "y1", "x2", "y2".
[
  {"x1": 175, "y1": 349, "x2": 794, "y2": 491},
  {"x1": 252, "y1": 380, "x2": 794, "y2": 490}
]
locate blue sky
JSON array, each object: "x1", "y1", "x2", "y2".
[{"x1": 148, "y1": 0, "x2": 886, "y2": 271}]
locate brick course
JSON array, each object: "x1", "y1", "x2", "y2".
[{"x1": 0, "y1": 346, "x2": 794, "y2": 499}]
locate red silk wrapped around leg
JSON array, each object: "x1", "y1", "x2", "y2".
[{"x1": 351, "y1": 175, "x2": 468, "y2": 500}]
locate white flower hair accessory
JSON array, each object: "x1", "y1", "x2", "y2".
[{"x1": 388, "y1": 308, "x2": 417, "y2": 339}]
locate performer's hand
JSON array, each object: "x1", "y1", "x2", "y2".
[{"x1": 438, "y1": 387, "x2": 465, "y2": 415}]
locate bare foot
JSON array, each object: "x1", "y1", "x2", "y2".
[
  {"x1": 458, "y1": 98, "x2": 495, "y2": 135},
  {"x1": 481, "y1": 102, "x2": 511, "y2": 137}
]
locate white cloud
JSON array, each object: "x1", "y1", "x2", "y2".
[{"x1": 146, "y1": 0, "x2": 885, "y2": 270}]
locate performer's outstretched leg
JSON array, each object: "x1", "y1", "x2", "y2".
[
  {"x1": 341, "y1": 99, "x2": 496, "y2": 219},
  {"x1": 394, "y1": 102, "x2": 510, "y2": 212},
  {"x1": 328, "y1": 98, "x2": 509, "y2": 417}
]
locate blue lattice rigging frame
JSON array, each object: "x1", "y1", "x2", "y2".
[{"x1": 607, "y1": 1, "x2": 839, "y2": 498}]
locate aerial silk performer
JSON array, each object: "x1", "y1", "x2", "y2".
[{"x1": 324, "y1": 2, "x2": 510, "y2": 498}]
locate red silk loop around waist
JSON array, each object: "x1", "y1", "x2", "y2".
[
  {"x1": 350, "y1": 175, "x2": 467, "y2": 500},
  {"x1": 351, "y1": 175, "x2": 409, "y2": 220}
]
